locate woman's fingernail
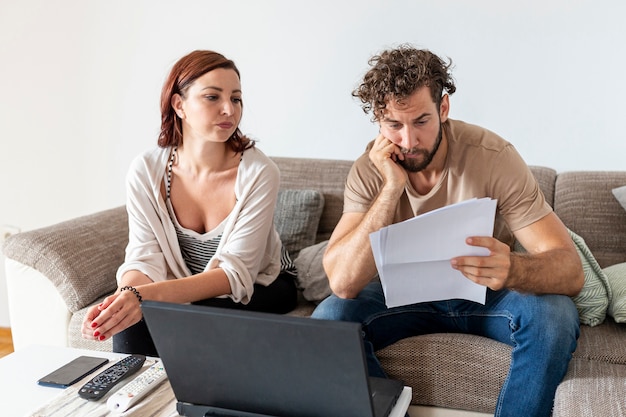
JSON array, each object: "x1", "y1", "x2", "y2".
[
  {"x1": 91, "y1": 322, "x2": 98, "y2": 328},
  {"x1": 93, "y1": 331, "x2": 100, "y2": 337},
  {"x1": 98, "y1": 335, "x2": 106, "y2": 341}
]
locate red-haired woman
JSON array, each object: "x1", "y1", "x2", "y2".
[{"x1": 81, "y1": 50, "x2": 297, "y2": 355}]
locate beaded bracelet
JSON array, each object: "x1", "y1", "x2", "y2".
[{"x1": 120, "y1": 286, "x2": 143, "y2": 303}]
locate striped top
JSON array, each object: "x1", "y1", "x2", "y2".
[{"x1": 165, "y1": 153, "x2": 296, "y2": 277}]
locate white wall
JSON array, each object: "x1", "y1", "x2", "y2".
[{"x1": 1, "y1": 0, "x2": 625, "y2": 327}]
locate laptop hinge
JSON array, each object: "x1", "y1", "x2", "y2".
[{"x1": 177, "y1": 401, "x2": 279, "y2": 417}]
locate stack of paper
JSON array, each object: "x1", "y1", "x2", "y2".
[{"x1": 369, "y1": 198, "x2": 497, "y2": 308}]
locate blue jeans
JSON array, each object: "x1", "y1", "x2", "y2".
[{"x1": 312, "y1": 282, "x2": 579, "y2": 417}]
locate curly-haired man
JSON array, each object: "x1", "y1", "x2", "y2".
[{"x1": 312, "y1": 44, "x2": 584, "y2": 417}]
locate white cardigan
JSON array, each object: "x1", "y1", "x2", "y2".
[{"x1": 116, "y1": 146, "x2": 282, "y2": 304}]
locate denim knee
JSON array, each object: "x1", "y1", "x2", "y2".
[
  {"x1": 311, "y1": 282, "x2": 387, "y2": 323},
  {"x1": 311, "y1": 294, "x2": 368, "y2": 322},
  {"x1": 517, "y1": 294, "x2": 580, "y2": 355}
]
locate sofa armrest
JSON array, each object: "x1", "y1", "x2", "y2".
[
  {"x1": 2, "y1": 206, "x2": 128, "y2": 313},
  {"x1": 4, "y1": 259, "x2": 71, "y2": 350}
]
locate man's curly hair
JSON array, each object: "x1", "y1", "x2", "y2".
[{"x1": 353, "y1": 44, "x2": 456, "y2": 121}]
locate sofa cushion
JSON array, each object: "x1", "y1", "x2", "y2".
[
  {"x1": 573, "y1": 317, "x2": 626, "y2": 364},
  {"x1": 274, "y1": 189, "x2": 325, "y2": 259},
  {"x1": 553, "y1": 358, "x2": 626, "y2": 417},
  {"x1": 377, "y1": 333, "x2": 511, "y2": 413},
  {"x1": 604, "y1": 263, "x2": 626, "y2": 323},
  {"x1": 293, "y1": 240, "x2": 332, "y2": 302},
  {"x1": 554, "y1": 172, "x2": 626, "y2": 268}
]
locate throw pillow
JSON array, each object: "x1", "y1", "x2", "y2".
[
  {"x1": 613, "y1": 185, "x2": 626, "y2": 212},
  {"x1": 604, "y1": 262, "x2": 626, "y2": 323},
  {"x1": 515, "y1": 229, "x2": 611, "y2": 326},
  {"x1": 567, "y1": 229, "x2": 612, "y2": 326},
  {"x1": 294, "y1": 240, "x2": 332, "y2": 302},
  {"x1": 274, "y1": 189, "x2": 325, "y2": 259}
]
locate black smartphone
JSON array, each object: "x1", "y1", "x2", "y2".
[{"x1": 37, "y1": 355, "x2": 110, "y2": 388}]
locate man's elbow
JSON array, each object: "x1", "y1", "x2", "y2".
[
  {"x1": 565, "y1": 260, "x2": 585, "y2": 297},
  {"x1": 329, "y1": 281, "x2": 359, "y2": 299},
  {"x1": 324, "y1": 261, "x2": 358, "y2": 299}
]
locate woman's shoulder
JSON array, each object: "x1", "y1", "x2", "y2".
[
  {"x1": 129, "y1": 147, "x2": 170, "y2": 169},
  {"x1": 127, "y1": 146, "x2": 171, "y2": 185},
  {"x1": 241, "y1": 146, "x2": 279, "y2": 174}
]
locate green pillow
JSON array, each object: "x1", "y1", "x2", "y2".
[
  {"x1": 604, "y1": 263, "x2": 626, "y2": 323},
  {"x1": 567, "y1": 229, "x2": 612, "y2": 326},
  {"x1": 515, "y1": 228, "x2": 611, "y2": 326}
]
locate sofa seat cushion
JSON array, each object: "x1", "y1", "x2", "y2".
[
  {"x1": 573, "y1": 319, "x2": 626, "y2": 365},
  {"x1": 377, "y1": 333, "x2": 511, "y2": 413},
  {"x1": 553, "y1": 358, "x2": 626, "y2": 417}
]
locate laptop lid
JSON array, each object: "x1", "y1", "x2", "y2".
[{"x1": 141, "y1": 301, "x2": 403, "y2": 417}]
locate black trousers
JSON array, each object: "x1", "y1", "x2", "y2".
[{"x1": 112, "y1": 272, "x2": 298, "y2": 356}]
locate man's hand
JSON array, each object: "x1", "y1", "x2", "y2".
[
  {"x1": 450, "y1": 236, "x2": 512, "y2": 291},
  {"x1": 369, "y1": 134, "x2": 408, "y2": 190}
]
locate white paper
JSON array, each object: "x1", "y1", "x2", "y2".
[{"x1": 369, "y1": 198, "x2": 497, "y2": 308}]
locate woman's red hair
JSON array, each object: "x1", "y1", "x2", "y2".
[{"x1": 157, "y1": 50, "x2": 254, "y2": 152}]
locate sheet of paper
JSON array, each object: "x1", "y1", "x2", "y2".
[{"x1": 370, "y1": 198, "x2": 497, "y2": 308}]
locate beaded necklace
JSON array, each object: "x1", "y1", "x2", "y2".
[
  {"x1": 166, "y1": 146, "x2": 243, "y2": 200},
  {"x1": 166, "y1": 146, "x2": 177, "y2": 200}
]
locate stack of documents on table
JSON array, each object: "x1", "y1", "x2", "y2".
[{"x1": 370, "y1": 198, "x2": 497, "y2": 308}]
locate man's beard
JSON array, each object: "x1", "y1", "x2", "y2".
[{"x1": 397, "y1": 124, "x2": 443, "y2": 173}]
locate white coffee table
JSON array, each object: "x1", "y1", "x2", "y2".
[
  {"x1": 0, "y1": 344, "x2": 411, "y2": 417},
  {"x1": 0, "y1": 345, "x2": 126, "y2": 416}
]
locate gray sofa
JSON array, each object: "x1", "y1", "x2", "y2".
[{"x1": 3, "y1": 156, "x2": 626, "y2": 416}]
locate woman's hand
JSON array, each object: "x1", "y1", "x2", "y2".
[{"x1": 80, "y1": 290, "x2": 144, "y2": 342}]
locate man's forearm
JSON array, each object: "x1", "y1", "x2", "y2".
[
  {"x1": 324, "y1": 185, "x2": 403, "y2": 298},
  {"x1": 506, "y1": 249, "x2": 584, "y2": 296}
]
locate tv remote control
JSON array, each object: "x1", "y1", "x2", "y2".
[
  {"x1": 106, "y1": 361, "x2": 167, "y2": 412},
  {"x1": 78, "y1": 354, "x2": 146, "y2": 401}
]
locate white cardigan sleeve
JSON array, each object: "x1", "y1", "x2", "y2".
[{"x1": 116, "y1": 148, "x2": 190, "y2": 284}]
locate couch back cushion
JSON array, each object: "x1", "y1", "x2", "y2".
[
  {"x1": 529, "y1": 166, "x2": 557, "y2": 208},
  {"x1": 554, "y1": 171, "x2": 626, "y2": 268},
  {"x1": 272, "y1": 157, "x2": 353, "y2": 243}
]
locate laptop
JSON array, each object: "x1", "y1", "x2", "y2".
[{"x1": 141, "y1": 300, "x2": 405, "y2": 417}]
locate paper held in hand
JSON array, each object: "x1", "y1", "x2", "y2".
[{"x1": 369, "y1": 198, "x2": 497, "y2": 308}]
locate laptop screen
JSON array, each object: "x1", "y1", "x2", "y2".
[{"x1": 142, "y1": 301, "x2": 401, "y2": 417}]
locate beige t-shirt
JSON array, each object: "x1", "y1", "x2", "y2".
[{"x1": 344, "y1": 119, "x2": 552, "y2": 247}]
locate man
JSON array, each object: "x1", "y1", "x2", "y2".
[{"x1": 312, "y1": 45, "x2": 584, "y2": 417}]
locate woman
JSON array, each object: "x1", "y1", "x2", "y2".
[{"x1": 82, "y1": 50, "x2": 297, "y2": 356}]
